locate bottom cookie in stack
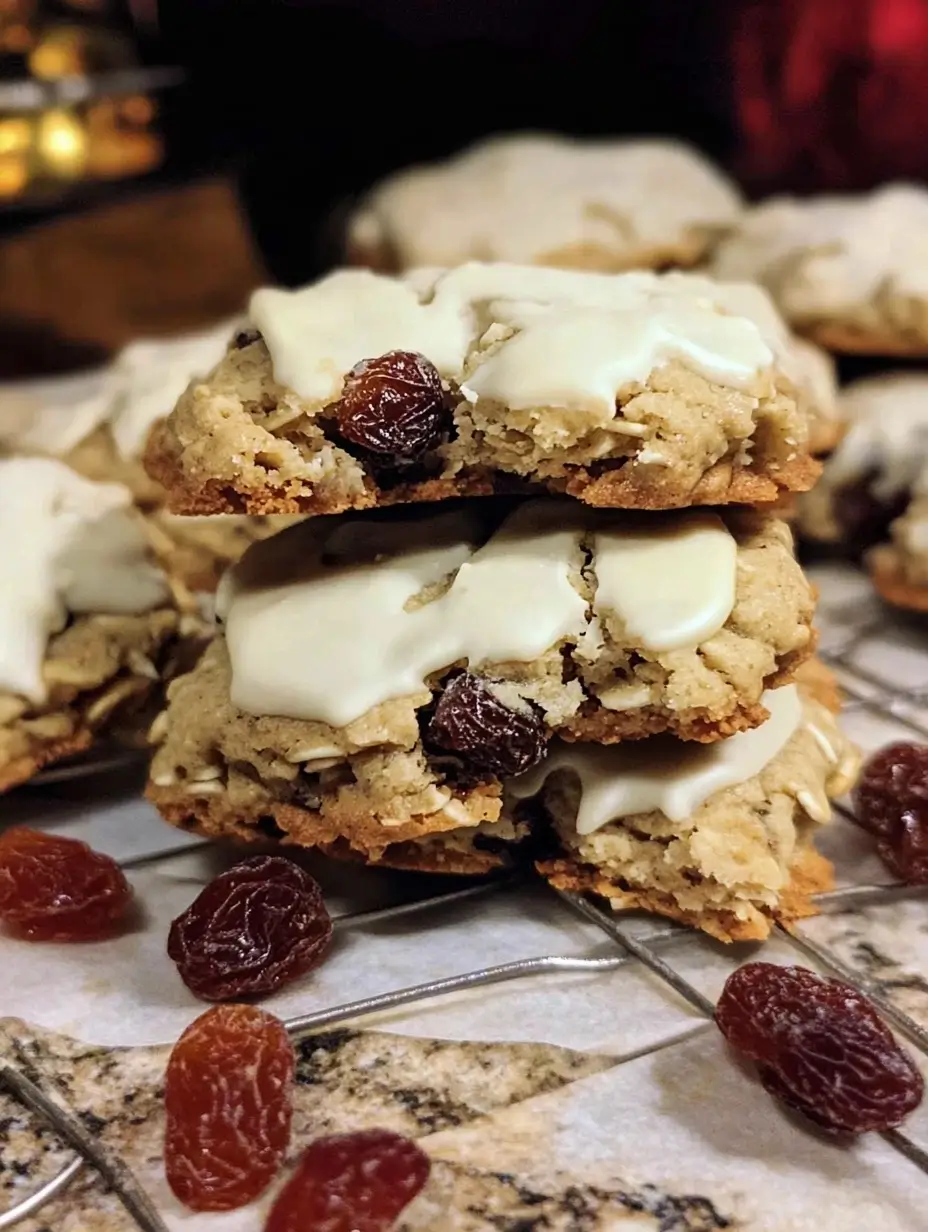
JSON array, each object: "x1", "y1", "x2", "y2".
[{"x1": 148, "y1": 669, "x2": 855, "y2": 942}]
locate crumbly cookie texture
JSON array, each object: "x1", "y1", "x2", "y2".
[
  {"x1": 535, "y1": 694, "x2": 857, "y2": 942},
  {"x1": 145, "y1": 264, "x2": 818, "y2": 516},
  {"x1": 0, "y1": 609, "x2": 184, "y2": 793},
  {"x1": 797, "y1": 373, "x2": 928, "y2": 552},
  {"x1": 0, "y1": 324, "x2": 299, "y2": 592},
  {"x1": 712, "y1": 184, "x2": 928, "y2": 354},
  {"x1": 186, "y1": 502, "x2": 815, "y2": 756},
  {"x1": 347, "y1": 134, "x2": 742, "y2": 273},
  {"x1": 148, "y1": 684, "x2": 856, "y2": 942},
  {"x1": 146, "y1": 630, "x2": 810, "y2": 850},
  {"x1": 0, "y1": 456, "x2": 205, "y2": 792}
]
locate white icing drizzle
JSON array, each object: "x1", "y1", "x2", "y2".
[
  {"x1": 351, "y1": 134, "x2": 742, "y2": 268},
  {"x1": 591, "y1": 511, "x2": 736, "y2": 651},
  {"x1": 247, "y1": 262, "x2": 773, "y2": 413},
  {"x1": 0, "y1": 321, "x2": 233, "y2": 461},
  {"x1": 220, "y1": 501, "x2": 738, "y2": 726},
  {"x1": 713, "y1": 184, "x2": 928, "y2": 308},
  {"x1": 508, "y1": 685, "x2": 803, "y2": 834},
  {"x1": 0, "y1": 458, "x2": 169, "y2": 703},
  {"x1": 105, "y1": 322, "x2": 236, "y2": 458},
  {"x1": 250, "y1": 271, "x2": 471, "y2": 404},
  {"x1": 221, "y1": 503, "x2": 588, "y2": 727},
  {"x1": 0, "y1": 370, "x2": 111, "y2": 457}
]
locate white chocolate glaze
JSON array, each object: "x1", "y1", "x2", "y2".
[
  {"x1": 508, "y1": 685, "x2": 802, "y2": 835},
  {"x1": 221, "y1": 503, "x2": 587, "y2": 727},
  {"x1": 105, "y1": 322, "x2": 236, "y2": 458},
  {"x1": 0, "y1": 457, "x2": 169, "y2": 702},
  {"x1": 349, "y1": 134, "x2": 742, "y2": 269},
  {"x1": 712, "y1": 184, "x2": 928, "y2": 314},
  {"x1": 0, "y1": 321, "x2": 234, "y2": 461},
  {"x1": 247, "y1": 262, "x2": 774, "y2": 414},
  {"x1": 219, "y1": 501, "x2": 739, "y2": 727},
  {"x1": 0, "y1": 370, "x2": 111, "y2": 457},
  {"x1": 591, "y1": 511, "x2": 736, "y2": 651},
  {"x1": 250, "y1": 271, "x2": 471, "y2": 404}
]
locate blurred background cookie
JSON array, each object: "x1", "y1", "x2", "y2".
[{"x1": 347, "y1": 134, "x2": 743, "y2": 274}]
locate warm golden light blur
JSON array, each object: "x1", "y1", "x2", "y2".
[
  {"x1": 0, "y1": 6, "x2": 163, "y2": 201},
  {"x1": 29, "y1": 24, "x2": 86, "y2": 77},
  {"x1": 35, "y1": 108, "x2": 88, "y2": 178},
  {"x1": 0, "y1": 0, "x2": 35, "y2": 51},
  {"x1": 86, "y1": 97, "x2": 161, "y2": 178},
  {"x1": 0, "y1": 123, "x2": 29, "y2": 197}
]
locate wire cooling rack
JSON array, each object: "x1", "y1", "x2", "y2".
[{"x1": 2, "y1": 561, "x2": 928, "y2": 1230}]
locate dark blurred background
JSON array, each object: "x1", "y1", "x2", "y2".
[{"x1": 2, "y1": 0, "x2": 928, "y2": 373}]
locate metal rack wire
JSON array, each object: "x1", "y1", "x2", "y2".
[{"x1": 3, "y1": 626, "x2": 928, "y2": 1229}]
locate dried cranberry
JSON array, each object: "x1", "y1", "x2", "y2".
[
  {"x1": 264, "y1": 1129, "x2": 431, "y2": 1232},
  {"x1": 334, "y1": 351, "x2": 450, "y2": 466},
  {"x1": 167, "y1": 855, "x2": 333, "y2": 1001},
  {"x1": 717, "y1": 962, "x2": 923, "y2": 1135},
  {"x1": 164, "y1": 1004, "x2": 295, "y2": 1211},
  {"x1": 833, "y1": 474, "x2": 908, "y2": 555},
  {"x1": 0, "y1": 827, "x2": 132, "y2": 941},
  {"x1": 426, "y1": 672, "x2": 549, "y2": 778},
  {"x1": 854, "y1": 743, "x2": 928, "y2": 883}
]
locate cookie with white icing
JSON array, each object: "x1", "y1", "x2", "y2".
[
  {"x1": 145, "y1": 498, "x2": 821, "y2": 922},
  {"x1": 0, "y1": 324, "x2": 298, "y2": 591},
  {"x1": 145, "y1": 264, "x2": 820, "y2": 516},
  {"x1": 347, "y1": 134, "x2": 743, "y2": 274},
  {"x1": 148, "y1": 662, "x2": 855, "y2": 942},
  {"x1": 798, "y1": 372, "x2": 928, "y2": 549},
  {"x1": 712, "y1": 184, "x2": 928, "y2": 355},
  {"x1": 0, "y1": 457, "x2": 196, "y2": 793}
]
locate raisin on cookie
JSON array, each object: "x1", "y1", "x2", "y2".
[{"x1": 144, "y1": 264, "x2": 821, "y2": 516}]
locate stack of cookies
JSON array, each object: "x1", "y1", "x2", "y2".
[{"x1": 143, "y1": 254, "x2": 858, "y2": 942}]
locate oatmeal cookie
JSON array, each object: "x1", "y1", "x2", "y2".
[
  {"x1": 145, "y1": 264, "x2": 819, "y2": 516},
  {"x1": 148, "y1": 680, "x2": 856, "y2": 943},
  {"x1": 167, "y1": 500, "x2": 813, "y2": 755},
  {"x1": 712, "y1": 184, "x2": 928, "y2": 355},
  {"x1": 0, "y1": 326, "x2": 298, "y2": 590},
  {"x1": 0, "y1": 457, "x2": 195, "y2": 792},
  {"x1": 347, "y1": 134, "x2": 742, "y2": 273},
  {"x1": 797, "y1": 374, "x2": 928, "y2": 563},
  {"x1": 146, "y1": 499, "x2": 817, "y2": 868}
]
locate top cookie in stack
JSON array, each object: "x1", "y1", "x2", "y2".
[
  {"x1": 143, "y1": 141, "x2": 858, "y2": 943},
  {"x1": 146, "y1": 264, "x2": 824, "y2": 515}
]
